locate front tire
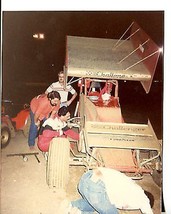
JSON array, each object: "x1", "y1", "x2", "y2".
[
  {"x1": 46, "y1": 137, "x2": 70, "y2": 189},
  {"x1": 1, "y1": 126, "x2": 11, "y2": 149}
]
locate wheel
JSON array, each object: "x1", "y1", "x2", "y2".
[
  {"x1": 23, "y1": 116, "x2": 31, "y2": 138},
  {"x1": 46, "y1": 137, "x2": 70, "y2": 189},
  {"x1": 1, "y1": 126, "x2": 11, "y2": 149}
]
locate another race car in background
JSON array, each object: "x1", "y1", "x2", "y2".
[
  {"x1": 11, "y1": 103, "x2": 31, "y2": 138},
  {"x1": 1, "y1": 100, "x2": 15, "y2": 149},
  {"x1": 1, "y1": 100, "x2": 30, "y2": 149}
]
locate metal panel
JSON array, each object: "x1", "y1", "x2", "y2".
[
  {"x1": 86, "y1": 133, "x2": 160, "y2": 151},
  {"x1": 85, "y1": 121, "x2": 161, "y2": 152},
  {"x1": 65, "y1": 22, "x2": 160, "y2": 93},
  {"x1": 85, "y1": 121, "x2": 153, "y2": 136},
  {"x1": 130, "y1": 22, "x2": 160, "y2": 93},
  {"x1": 66, "y1": 36, "x2": 150, "y2": 81}
]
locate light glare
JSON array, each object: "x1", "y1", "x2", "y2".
[
  {"x1": 39, "y1": 34, "x2": 44, "y2": 39},
  {"x1": 33, "y1": 34, "x2": 38, "y2": 38},
  {"x1": 33, "y1": 33, "x2": 45, "y2": 39},
  {"x1": 159, "y1": 47, "x2": 163, "y2": 53}
]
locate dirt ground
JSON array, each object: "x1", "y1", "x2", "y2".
[{"x1": 1, "y1": 131, "x2": 161, "y2": 214}]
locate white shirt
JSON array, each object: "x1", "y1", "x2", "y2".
[
  {"x1": 98, "y1": 167, "x2": 153, "y2": 214},
  {"x1": 46, "y1": 81, "x2": 76, "y2": 103},
  {"x1": 42, "y1": 117, "x2": 66, "y2": 131}
]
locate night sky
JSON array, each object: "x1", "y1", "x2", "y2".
[{"x1": 2, "y1": 11, "x2": 164, "y2": 137}]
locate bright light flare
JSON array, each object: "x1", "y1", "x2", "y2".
[
  {"x1": 33, "y1": 33, "x2": 45, "y2": 39},
  {"x1": 159, "y1": 47, "x2": 163, "y2": 53},
  {"x1": 33, "y1": 34, "x2": 38, "y2": 38},
  {"x1": 39, "y1": 34, "x2": 45, "y2": 39}
]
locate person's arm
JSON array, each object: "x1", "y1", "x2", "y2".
[
  {"x1": 42, "y1": 129, "x2": 62, "y2": 138},
  {"x1": 33, "y1": 95, "x2": 51, "y2": 121},
  {"x1": 34, "y1": 114, "x2": 41, "y2": 127},
  {"x1": 67, "y1": 91, "x2": 77, "y2": 106},
  {"x1": 45, "y1": 83, "x2": 53, "y2": 94},
  {"x1": 50, "y1": 110, "x2": 58, "y2": 119},
  {"x1": 63, "y1": 128, "x2": 79, "y2": 140},
  {"x1": 50, "y1": 102, "x2": 60, "y2": 119}
]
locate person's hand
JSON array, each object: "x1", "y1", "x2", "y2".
[
  {"x1": 61, "y1": 101, "x2": 68, "y2": 107},
  {"x1": 35, "y1": 120, "x2": 40, "y2": 128},
  {"x1": 67, "y1": 100, "x2": 72, "y2": 106},
  {"x1": 59, "y1": 130, "x2": 63, "y2": 136}
]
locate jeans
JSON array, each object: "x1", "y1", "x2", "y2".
[
  {"x1": 71, "y1": 170, "x2": 118, "y2": 214},
  {"x1": 28, "y1": 110, "x2": 39, "y2": 147}
]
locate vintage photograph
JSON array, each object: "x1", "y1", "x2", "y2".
[{"x1": 1, "y1": 11, "x2": 164, "y2": 213}]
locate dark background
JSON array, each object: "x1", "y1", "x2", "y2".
[{"x1": 2, "y1": 11, "x2": 164, "y2": 139}]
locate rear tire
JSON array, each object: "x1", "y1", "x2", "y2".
[
  {"x1": 47, "y1": 137, "x2": 70, "y2": 189},
  {"x1": 1, "y1": 126, "x2": 11, "y2": 149}
]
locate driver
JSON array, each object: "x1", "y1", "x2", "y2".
[
  {"x1": 99, "y1": 81, "x2": 113, "y2": 101},
  {"x1": 37, "y1": 106, "x2": 79, "y2": 152}
]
